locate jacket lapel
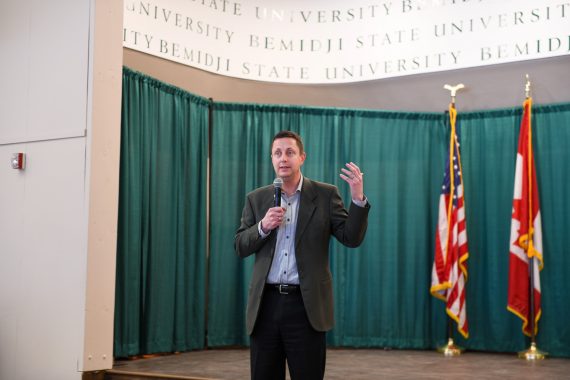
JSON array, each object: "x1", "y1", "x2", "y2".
[
  {"x1": 295, "y1": 177, "x2": 317, "y2": 248},
  {"x1": 262, "y1": 186, "x2": 275, "y2": 213}
]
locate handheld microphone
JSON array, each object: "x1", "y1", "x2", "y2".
[{"x1": 273, "y1": 178, "x2": 283, "y2": 207}]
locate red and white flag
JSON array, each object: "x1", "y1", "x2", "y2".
[
  {"x1": 507, "y1": 97, "x2": 543, "y2": 337},
  {"x1": 431, "y1": 105, "x2": 469, "y2": 339}
]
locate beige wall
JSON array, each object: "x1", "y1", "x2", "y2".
[
  {"x1": 124, "y1": 48, "x2": 570, "y2": 112},
  {"x1": 82, "y1": 0, "x2": 123, "y2": 372}
]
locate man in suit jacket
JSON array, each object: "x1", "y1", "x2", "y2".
[{"x1": 235, "y1": 131, "x2": 370, "y2": 380}]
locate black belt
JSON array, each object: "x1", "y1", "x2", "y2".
[{"x1": 266, "y1": 284, "x2": 300, "y2": 295}]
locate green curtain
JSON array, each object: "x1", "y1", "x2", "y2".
[
  {"x1": 534, "y1": 104, "x2": 570, "y2": 356},
  {"x1": 457, "y1": 104, "x2": 570, "y2": 355},
  {"x1": 208, "y1": 104, "x2": 303, "y2": 345},
  {"x1": 114, "y1": 68, "x2": 209, "y2": 357},
  {"x1": 208, "y1": 101, "x2": 570, "y2": 357},
  {"x1": 297, "y1": 109, "x2": 448, "y2": 349},
  {"x1": 115, "y1": 68, "x2": 570, "y2": 357},
  {"x1": 208, "y1": 105, "x2": 448, "y2": 348}
]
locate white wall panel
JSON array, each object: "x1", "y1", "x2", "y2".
[
  {"x1": 0, "y1": 0, "x2": 93, "y2": 379},
  {"x1": 0, "y1": 0, "x2": 89, "y2": 145},
  {"x1": 0, "y1": 138, "x2": 87, "y2": 380}
]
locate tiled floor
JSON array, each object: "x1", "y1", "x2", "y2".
[{"x1": 106, "y1": 347, "x2": 570, "y2": 380}]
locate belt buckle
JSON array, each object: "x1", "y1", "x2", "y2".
[{"x1": 278, "y1": 284, "x2": 289, "y2": 295}]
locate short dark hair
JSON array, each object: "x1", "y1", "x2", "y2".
[{"x1": 271, "y1": 131, "x2": 304, "y2": 155}]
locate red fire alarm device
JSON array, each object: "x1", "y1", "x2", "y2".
[{"x1": 11, "y1": 153, "x2": 26, "y2": 170}]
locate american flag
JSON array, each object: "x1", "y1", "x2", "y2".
[
  {"x1": 507, "y1": 97, "x2": 543, "y2": 337},
  {"x1": 431, "y1": 105, "x2": 469, "y2": 339}
]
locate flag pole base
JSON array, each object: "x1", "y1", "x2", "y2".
[
  {"x1": 518, "y1": 342, "x2": 547, "y2": 360},
  {"x1": 437, "y1": 338, "x2": 464, "y2": 356}
]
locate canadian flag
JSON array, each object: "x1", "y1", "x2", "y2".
[{"x1": 507, "y1": 97, "x2": 543, "y2": 337}]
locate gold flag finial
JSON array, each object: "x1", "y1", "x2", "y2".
[
  {"x1": 444, "y1": 83, "x2": 465, "y2": 106},
  {"x1": 525, "y1": 74, "x2": 531, "y2": 99}
]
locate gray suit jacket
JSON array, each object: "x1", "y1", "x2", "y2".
[{"x1": 235, "y1": 177, "x2": 370, "y2": 334}]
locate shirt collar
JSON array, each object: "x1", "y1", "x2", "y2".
[
  {"x1": 283, "y1": 174, "x2": 303, "y2": 199},
  {"x1": 296, "y1": 174, "x2": 304, "y2": 193}
]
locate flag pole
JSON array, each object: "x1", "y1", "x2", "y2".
[
  {"x1": 436, "y1": 83, "x2": 466, "y2": 357},
  {"x1": 517, "y1": 74, "x2": 546, "y2": 361}
]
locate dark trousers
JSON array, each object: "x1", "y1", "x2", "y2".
[{"x1": 250, "y1": 286, "x2": 326, "y2": 380}]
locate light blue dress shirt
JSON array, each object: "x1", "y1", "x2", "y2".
[{"x1": 259, "y1": 175, "x2": 367, "y2": 285}]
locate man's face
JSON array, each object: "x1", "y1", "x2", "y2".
[{"x1": 271, "y1": 137, "x2": 306, "y2": 182}]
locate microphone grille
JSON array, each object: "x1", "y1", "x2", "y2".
[{"x1": 273, "y1": 177, "x2": 283, "y2": 188}]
